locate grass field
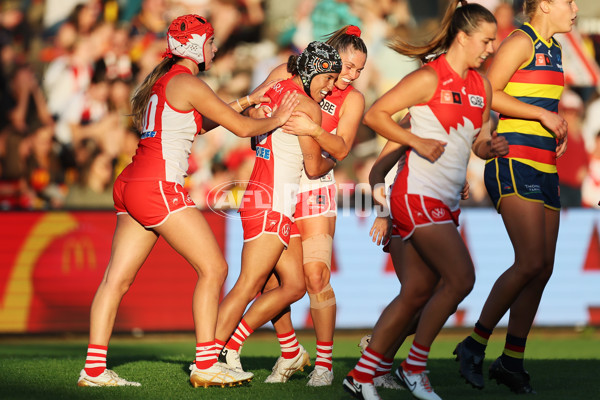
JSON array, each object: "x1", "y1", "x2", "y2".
[{"x1": 1, "y1": 328, "x2": 599, "y2": 400}]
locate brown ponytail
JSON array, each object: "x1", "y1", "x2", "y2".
[
  {"x1": 389, "y1": 0, "x2": 496, "y2": 62},
  {"x1": 130, "y1": 57, "x2": 177, "y2": 132},
  {"x1": 323, "y1": 25, "x2": 368, "y2": 57}
]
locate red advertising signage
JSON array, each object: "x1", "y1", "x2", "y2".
[{"x1": 0, "y1": 211, "x2": 226, "y2": 333}]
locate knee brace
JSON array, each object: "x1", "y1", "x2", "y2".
[
  {"x1": 308, "y1": 283, "x2": 336, "y2": 309},
  {"x1": 302, "y1": 234, "x2": 333, "y2": 269}
]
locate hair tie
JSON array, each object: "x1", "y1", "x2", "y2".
[
  {"x1": 345, "y1": 26, "x2": 361, "y2": 38},
  {"x1": 161, "y1": 49, "x2": 174, "y2": 59},
  {"x1": 458, "y1": 0, "x2": 468, "y2": 6}
]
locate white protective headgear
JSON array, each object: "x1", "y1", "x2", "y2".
[{"x1": 165, "y1": 14, "x2": 214, "y2": 68}]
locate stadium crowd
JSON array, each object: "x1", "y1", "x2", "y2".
[{"x1": 1, "y1": 0, "x2": 599, "y2": 212}]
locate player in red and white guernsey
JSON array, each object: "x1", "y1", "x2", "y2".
[
  {"x1": 78, "y1": 14, "x2": 298, "y2": 389},
  {"x1": 213, "y1": 42, "x2": 342, "y2": 377},
  {"x1": 344, "y1": 3, "x2": 508, "y2": 400},
  {"x1": 238, "y1": 26, "x2": 368, "y2": 387}
]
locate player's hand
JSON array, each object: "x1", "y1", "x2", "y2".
[
  {"x1": 461, "y1": 181, "x2": 470, "y2": 200},
  {"x1": 281, "y1": 111, "x2": 321, "y2": 137},
  {"x1": 248, "y1": 104, "x2": 271, "y2": 119},
  {"x1": 556, "y1": 134, "x2": 568, "y2": 158},
  {"x1": 414, "y1": 137, "x2": 447, "y2": 162},
  {"x1": 370, "y1": 216, "x2": 392, "y2": 246},
  {"x1": 249, "y1": 79, "x2": 281, "y2": 105},
  {"x1": 489, "y1": 130, "x2": 509, "y2": 157},
  {"x1": 272, "y1": 91, "x2": 299, "y2": 125},
  {"x1": 540, "y1": 109, "x2": 568, "y2": 141}
]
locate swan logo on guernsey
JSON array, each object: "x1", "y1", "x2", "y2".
[{"x1": 431, "y1": 207, "x2": 447, "y2": 220}]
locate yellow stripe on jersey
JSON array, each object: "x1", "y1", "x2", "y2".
[
  {"x1": 497, "y1": 119, "x2": 554, "y2": 138},
  {"x1": 504, "y1": 82, "x2": 563, "y2": 99},
  {"x1": 510, "y1": 157, "x2": 557, "y2": 173}
]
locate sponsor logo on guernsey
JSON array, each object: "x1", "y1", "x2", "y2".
[
  {"x1": 431, "y1": 207, "x2": 447, "y2": 219},
  {"x1": 256, "y1": 146, "x2": 271, "y2": 160},
  {"x1": 535, "y1": 53, "x2": 551, "y2": 66},
  {"x1": 441, "y1": 90, "x2": 461, "y2": 105},
  {"x1": 535, "y1": 42, "x2": 543, "y2": 50},
  {"x1": 320, "y1": 99, "x2": 336, "y2": 115},
  {"x1": 141, "y1": 131, "x2": 156, "y2": 139},
  {"x1": 468, "y1": 94, "x2": 484, "y2": 108},
  {"x1": 442, "y1": 78, "x2": 453, "y2": 86}
]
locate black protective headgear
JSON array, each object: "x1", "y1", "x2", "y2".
[{"x1": 296, "y1": 41, "x2": 342, "y2": 96}]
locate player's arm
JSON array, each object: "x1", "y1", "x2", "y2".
[
  {"x1": 472, "y1": 76, "x2": 509, "y2": 159},
  {"x1": 363, "y1": 67, "x2": 447, "y2": 162},
  {"x1": 282, "y1": 90, "x2": 365, "y2": 161},
  {"x1": 487, "y1": 31, "x2": 567, "y2": 140},
  {"x1": 295, "y1": 97, "x2": 333, "y2": 178},
  {"x1": 170, "y1": 73, "x2": 297, "y2": 138}
]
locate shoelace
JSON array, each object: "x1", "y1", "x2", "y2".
[{"x1": 420, "y1": 371, "x2": 434, "y2": 392}]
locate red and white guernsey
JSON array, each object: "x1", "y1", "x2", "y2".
[
  {"x1": 393, "y1": 54, "x2": 486, "y2": 211},
  {"x1": 298, "y1": 85, "x2": 355, "y2": 192},
  {"x1": 240, "y1": 79, "x2": 308, "y2": 218},
  {"x1": 120, "y1": 64, "x2": 203, "y2": 186}
]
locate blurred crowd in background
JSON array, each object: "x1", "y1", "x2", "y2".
[{"x1": 1, "y1": 0, "x2": 600, "y2": 212}]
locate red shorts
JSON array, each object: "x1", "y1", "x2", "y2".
[
  {"x1": 240, "y1": 210, "x2": 294, "y2": 247},
  {"x1": 113, "y1": 176, "x2": 195, "y2": 228},
  {"x1": 389, "y1": 193, "x2": 460, "y2": 239},
  {"x1": 294, "y1": 184, "x2": 337, "y2": 220}
]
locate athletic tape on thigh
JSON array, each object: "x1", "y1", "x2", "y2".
[
  {"x1": 302, "y1": 233, "x2": 333, "y2": 269},
  {"x1": 308, "y1": 283, "x2": 336, "y2": 309}
]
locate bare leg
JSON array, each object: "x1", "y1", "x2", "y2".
[
  {"x1": 409, "y1": 223, "x2": 475, "y2": 347},
  {"x1": 89, "y1": 214, "x2": 158, "y2": 345},
  {"x1": 215, "y1": 234, "x2": 285, "y2": 342},
  {"x1": 506, "y1": 206, "x2": 559, "y2": 338},
  {"x1": 154, "y1": 208, "x2": 229, "y2": 343},
  {"x1": 368, "y1": 237, "x2": 438, "y2": 355},
  {"x1": 242, "y1": 237, "x2": 306, "y2": 329},
  {"x1": 477, "y1": 197, "x2": 553, "y2": 331}
]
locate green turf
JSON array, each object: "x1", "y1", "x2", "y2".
[{"x1": 1, "y1": 329, "x2": 599, "y2": 399}]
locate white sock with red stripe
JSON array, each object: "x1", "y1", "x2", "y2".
[
  {"x1": 195, "y1": 341, "x2": 218, "y2": 369},
  {"x1": 84, "y1": 344, "x2": 107, "y2": 377},
  {"x1": 375, "y1": 356, "x2": 393, "y2": 377},
  {"x1": 350, "y1": 346, "x2": 383, "y2": 383},
  {"x1": 226, "y1": 319, "x2": 253, "y2": 352},
  {"x1": 403, "y1": 341, "x2": 430, "y2": 373},
  {"x1": 315, "y1": 340, "x2": 333, "y2": 371},
  {"x1": 277, "y1": 330, "x2": 300, "y2": 359}
]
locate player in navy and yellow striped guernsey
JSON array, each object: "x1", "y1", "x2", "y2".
[
  {"x1": 455, "y1": 0, "x2": 579, "y2": 395},
  {"x1": 486, "y1": 21, "x2": 565, "y2": 209}
]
